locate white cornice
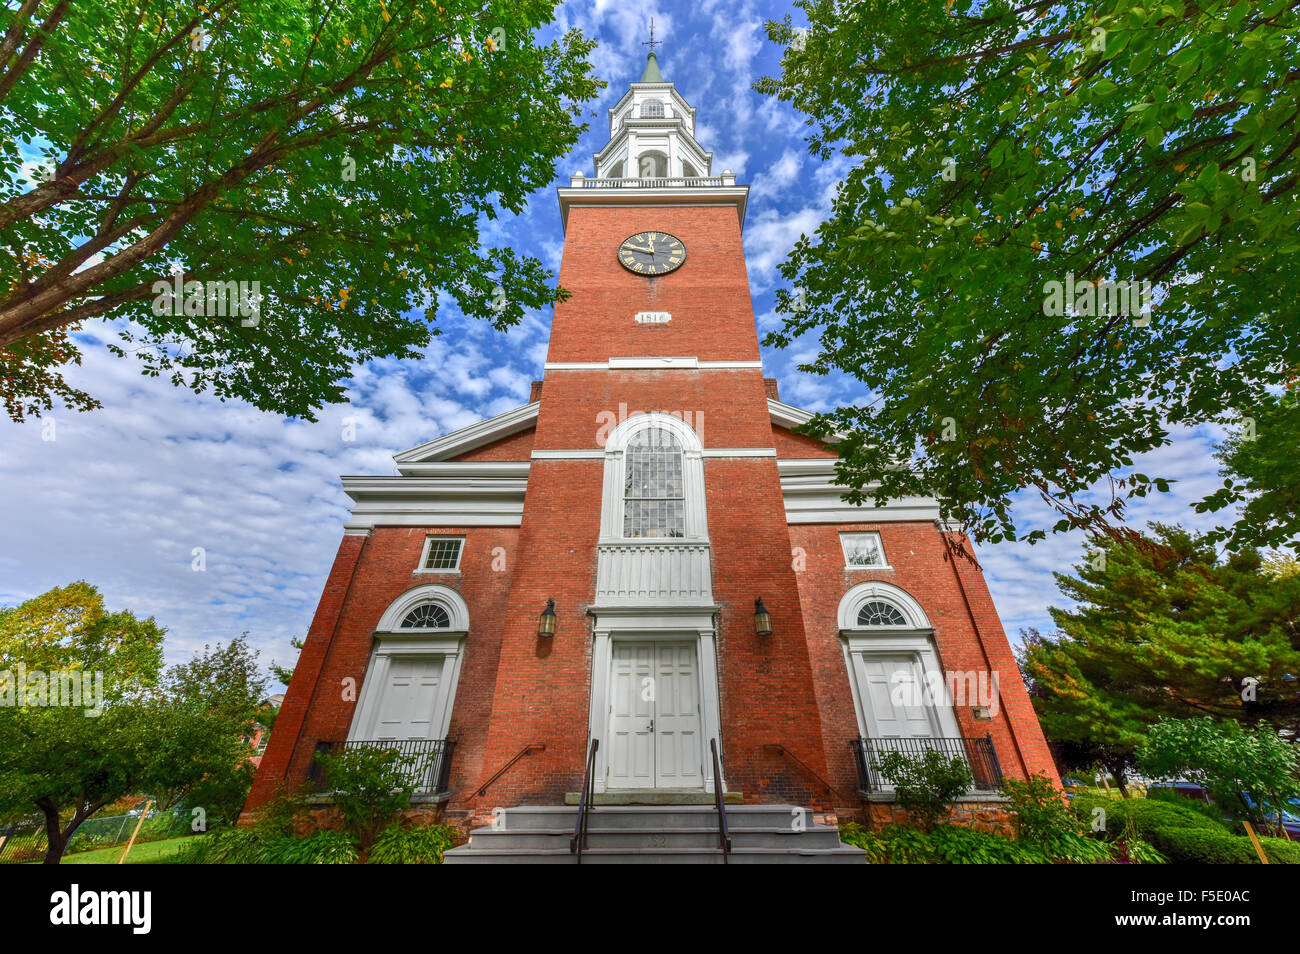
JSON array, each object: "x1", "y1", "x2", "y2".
[
  {"x1": 341, "y1": 469, "x2": 529, "y2": 530},
  {"x1": 544, "y1": 358, "x2": 762, "y2": 371},
  {"x1": 556, "y1": 185, "x2": 749, "y2": 233},
  {"x1": 393, "y1": 402, "x2": 538, "y2": 469}
]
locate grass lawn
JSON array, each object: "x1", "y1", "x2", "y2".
[{"x1": 56, "y1": 835, "x2": 203, "y2": 865}]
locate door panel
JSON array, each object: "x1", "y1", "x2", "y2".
[
  {"x1": 607, "y1": 642, "x2": 655, "y2": 788},
  {"x1": 606, "y1": 640, "x2": 704, "y2": 790},
  {"x1": 654, "y1": 642, "x2": 703, "y2": 788},
  {"x1": 373, "y1": 655, "x2": 444, "y2": 740}
]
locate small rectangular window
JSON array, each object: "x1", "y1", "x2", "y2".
[
  {"x1": 418, "y1": 537, "x2": 464, "y2": 572},
  {"x1": 841, "y1": 532, "x2": 887, "y2": 568}
]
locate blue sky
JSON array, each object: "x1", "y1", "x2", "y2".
[{"x1": 0, "y1": 0, "x2": 1230, "y2": 681}]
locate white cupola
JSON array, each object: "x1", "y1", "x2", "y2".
[{"x1": 591, "y1": 50, "x2": 714, "y2": 183}]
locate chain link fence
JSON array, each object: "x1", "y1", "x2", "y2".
[{"x1": 0, "y1": 808, "x2": 193, "y2": 863}]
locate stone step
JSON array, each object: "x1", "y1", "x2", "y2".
[
  {"x1": 443, "y1": 846, "x2": 866, "y2": 865},
  {"x1": 483, "y1": 804, "x2": 817, "y2": 831},
  {"x1": 563, "y1": 790, "x2": 744, "y2": 806},
  {"x1": 466, "y1": 825, "x2": 846, "y2": 851}
]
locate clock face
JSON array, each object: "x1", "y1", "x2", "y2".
[{"x1": 618, "y1": 231, "x2": 687, "y2": 276}]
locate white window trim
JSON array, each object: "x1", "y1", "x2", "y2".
[
  {"x1": 376, "y1": 583, "x2": 470, "y2": 632},
  {"x1": 840, "y1": 531, "x2": 890, "y2": 570},
  {"x1": 599, "y1": 411, "x2": 708, "y2": 543},
  {"x1": 349, "y1": 584, "x2": 471, "y2": 743},
  {"x1": 414, "y1": 535, "x2": 465, "y2": 574},
  {"x1": 347, "y1": 633, "x2": 466, "y2": 743},
  {"x1": 836, "y1": 582, "x2": 961, "y2": 740},
  {"x1": 837, "y1": 580, "x2": 928, "y2": 631}
]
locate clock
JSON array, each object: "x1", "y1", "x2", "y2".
[{"x1": 617, "y1": 231, "x2": 686, "y2": 276}]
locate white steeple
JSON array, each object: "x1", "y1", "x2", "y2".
[{"x1": 589, "y1": 49, "x2": 715, "y2": 183}]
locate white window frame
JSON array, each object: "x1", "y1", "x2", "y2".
[
  {"x1": 837, "y1": 582, "x2": 961, "y2": 741},
  {"x1": 348, "y1": 585, "x2": 470, "y2": 743},
  {"x1": 840, "y1": 531, "x2": 889, "y2": 569},
  {"x1": 599, "y1": 412, "x2": 708, "y2": 543},
  {"x1": 415, "y1": 535, "x2": 464, "y2": 574}
]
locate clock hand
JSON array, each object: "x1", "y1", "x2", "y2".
[{"x1": 624, "y1": 243, "x2": 656, "y2": 254}]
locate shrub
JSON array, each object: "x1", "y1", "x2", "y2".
[
  {"x1": 314, "y1": 746, "x2": 420, "y2": 855},
  {"x1": 176, "y1": 827, "x2": 357, "y2": 864},
  {"x1": 839, "y1": 822, "x2": 1116, "y2": 864},
  {"x1": 1159, "y1": 827, "x2": 1263, "y2": 864},
  {"x1": 368, "y1": 824, "x2": 458, "y2": 864},
  {"x1": 258, "y1": 830, "x2": 357, "y2": 865},
  {"x1": 873, "y1": 748, "x2": 973, "y2": 832},
  {"x1": 1004, "y1": 773, "x2": 1079, "y2": 842}
]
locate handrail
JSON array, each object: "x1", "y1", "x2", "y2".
[
  {"x1": 764, "y1": 742, "x2": 850, "y2": 805},
  {"x1": 570, "y1": 738, "x2": 599, "y2": 863},
  {"x1": 711, "y1": 739, "x2": 731, "y2": 862},
  {"x1": 472, "y1": 742, "x2": 546, "y2": 798}
]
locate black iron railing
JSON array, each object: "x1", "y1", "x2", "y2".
[
  {"x1": 850, "y1": 735, "x2": 1002, "y2": 793},
  {"x1": 710, "y1": 739, "x2": 731, "y2": 862},
  {"x1": 312, "y1": 739, "x2": 456, "y2": 796},
  {"x1": 571, "y1": 738, "x2": 599, "y2": 863}
]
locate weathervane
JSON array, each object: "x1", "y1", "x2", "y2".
[{"x1": 644, "y1": 18, "x2": 661, "y2": 53}]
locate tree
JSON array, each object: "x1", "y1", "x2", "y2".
[
  {"x1": 757, "y1": 0, "x2": 1299, "y2": 551},
  {"x1": 1138, "y1": 717, "x2": 1300, "y2": 824},
  {"x1": 1202, "y1": 388, "x2": 1300, "y2": 553},
  {"x1": 270, "y1": 635, "x2": 305, "y2": 688},
  {"x1": 0, "y1": 0, "x2": 600, "y2": 422},
  {"x1": 142, "y1": 635, "x2": 267, "y2": 822},
  {"x1": 0, "y1": 583, "x2": 269, "y2": 860},
  {"x1": 0, "y1": 582, "x2": 165, "y2": 863},
  {"x1": 1021, "y1": 526, "x2": 1300, "y2": 790}
]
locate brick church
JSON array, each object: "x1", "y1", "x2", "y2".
[{"x1": 245, "y1": 49, "x2": 1058, "y2": 861}]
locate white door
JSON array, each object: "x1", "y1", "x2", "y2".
[
  {"x1": 856, "y1": 652, "x2": 938, "y2": 741},
  {"x1": 373, "y1": 655, "x2": 445, "y2": 740},
  {"x1": 607, "y1": 641, "x2": 704, "y2": 789}
]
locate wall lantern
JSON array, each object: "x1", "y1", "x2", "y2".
[
  {"x1": 538, "y1": 598, "x2": 558, "y2": 639},
  {"x1": 753, "y1": 597, "x2": 773, "y2": 637}
]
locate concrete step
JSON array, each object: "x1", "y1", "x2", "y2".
[
  {"x1": 443, "y1": 802, "x2": 867, "y2": 864},
  {"x1": 483, "y1": 804, "x2": 818, "y2": 831},
  {"x1": 466, "y1": 825, "x2": 846, "y2": 851},
  {"x1": 443, "y1": 846, "x2": 866, "y2": 865}
]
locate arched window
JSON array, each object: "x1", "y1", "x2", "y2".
[
  {"x1": 838, "y1": 581, "x2": 931, "y2": 631},
  {"x1": 623, "y1": 427, "x2": 685, "y2": 538},
  {"x1": 856, "y1": 600, "x2": 907, "y2": 627},
  {"x1": 638, "y1": 151, "x2": 668, "y2": 177},
  {"x1": 640, "y1": 100, "x2": 665, "y2": 118},
  {"x1": 400, "y1": 603, "x2": 451, "y2": 629}
]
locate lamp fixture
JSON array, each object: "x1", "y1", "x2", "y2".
[{"x1": 538, "y1": 598, "x2": 557, "y2": 638}]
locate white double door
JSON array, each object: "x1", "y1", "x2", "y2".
[
  {"x1": 856, "y1": 652, "x2": 941, "y2": 741},
  {"x1": 371, "y1": 655, "x2": 446, "y2": 740},
  {"x1": 606, "y1": 640, "x2": 704, "y2": 790}
]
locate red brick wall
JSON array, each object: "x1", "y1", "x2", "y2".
[
  {"x1": 773, "y1": 424, "x2": 837, "y2": 459},
  {"x1": 549, "y1": 206, "x2": 760, "y2": 363},
  {"x1": 244, "y1": 526, "x2": 520, "y2": 812},
  {"x1": 452, "y1": 426, "x2": 536, "y2": 462},
  {"x1": 787, "y1": 520, "x2": 1060, "y2": 800}
]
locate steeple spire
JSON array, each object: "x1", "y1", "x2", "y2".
[
  {"x1": 641, "y1": 19, "x2": 664, "y2": 82},
  {"x1": 640, "y1": 50, "x2": 664, "y2": 83}
]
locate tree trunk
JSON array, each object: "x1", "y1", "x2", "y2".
[{"x1": 40, "y1": 806, "x2": 66, "y2": 864}]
